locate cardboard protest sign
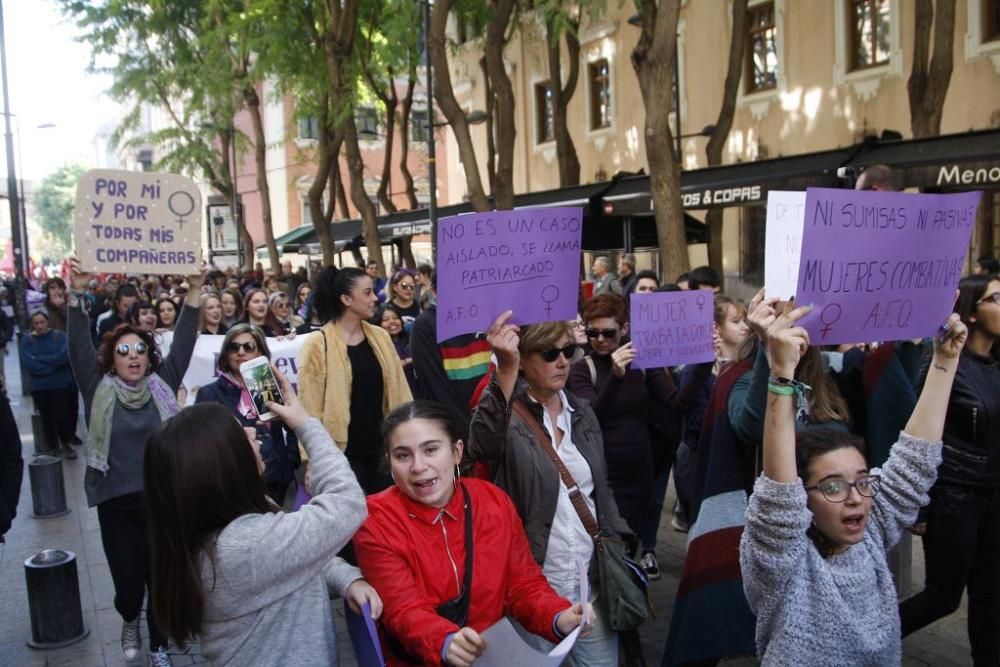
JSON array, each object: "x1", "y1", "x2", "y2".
[
  {"x1": 764, "y1": 191, "x2": 806, "y2": 299},
  {"x1": 159, "y1": 331, "x2": 314, "y2": 405},
  {"x1": 795, "y1": 187, "x2": 982, "y2": 345},
  {"x1": 435, "y1": 207, "x2": 583, "y2": 342},
  {"x1": 74, "y1": 169, "x2": 202, "y2": 274},
  {"x1": 629, "y1": 291, "x2": 715, "y2": 369}
]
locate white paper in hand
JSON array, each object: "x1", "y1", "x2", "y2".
[
  {"x1": 764, "y1": 190, "x2": 807, "y2": 300},
  {"x1": 476, "y1": 618, "x2": 582, "y2": 667},
  {"x1": 578, "y1": 556, "x2": 591, "y2": 626}
]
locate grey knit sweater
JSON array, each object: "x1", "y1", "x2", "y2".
[
  {"x1": 198, "y1": 418, "x2": 367, "y2": 666},
  {"x1": 740, "y1": 433, "x2": 942, "y2": 666}
]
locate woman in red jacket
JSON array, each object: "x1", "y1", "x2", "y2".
[{"x1": 354, "y1": 401, "x2": 592, "y2": 666}]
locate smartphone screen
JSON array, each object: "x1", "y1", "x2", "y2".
[{"x1": 240, "y1": 360, "x2": 284, "y2": 421}]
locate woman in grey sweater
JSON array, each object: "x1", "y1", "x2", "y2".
[
  {"x1": 143, "y1": 369, "x2": 377, "y2": 666},
  {"x1": 740, "y1": 302, "x2": 966, "y2": 666},
  {"x1": 68, "y1": 259, "x2": 202, "y2": 667}
]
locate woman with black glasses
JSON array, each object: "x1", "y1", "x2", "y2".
[
  {"x1": 469, "y1": 313, "x2": 630, "y2": 666},
  {"x1": 195, "y1": 324, "x2": 299, "y2": 505},
  {"x1": 67, "y1": 257, "x2": 202, "y2": 667}
]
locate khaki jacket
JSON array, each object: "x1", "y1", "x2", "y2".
[
  {"x1": 468, "y1": 373, "x2": 630, "y2": 567},
  {"x1": 298, "y1": 321, "x2": 412, "y2": 457}
]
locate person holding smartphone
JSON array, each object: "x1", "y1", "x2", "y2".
[
  {"x1": 145, "y1": 369, "x2": 380, "y2": 665},
  {"x1": 67, "y1": 257, "x2": 203, "y2": 667},
  {"x1": 195, "y1": 324, "x2": 299, "y2": 505}
]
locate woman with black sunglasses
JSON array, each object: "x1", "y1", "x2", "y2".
[
  {"x1": 67, "y1": 257, "x2": 203, "y2": 667},
  {"x1": 194, "y1": 324, "x2": 300, "y2": 505},
  {"x1": 468, "y1": 313, "x2": 630, "y2": 666}
]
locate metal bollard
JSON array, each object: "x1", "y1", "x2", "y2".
[
  {"x1": 28, "y1": 455, "x2": 70, "y2": 519},
  {"x1": 31, "y1": 413, "x2": 53, "y2": 455},
  {"x1": 24, "y1": 549, "x2": 90, "y2": 649}
]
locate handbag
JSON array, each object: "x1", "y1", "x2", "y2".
[{"x1": 512, "y1": 400, "x2": 651, "y2": 631}]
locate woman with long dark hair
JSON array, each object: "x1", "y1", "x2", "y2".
[
  {"x1": 67, "y1": 258, "x2": 202, "y2": 667},
  {"x1": 21, "y1": 310, "x2": 76, "y2": 458},
  {"x1": 195, "y1": 324, "x2": 299, "y2": 504},
  {"x1": 299, "y1": 266, "x2": 411, "y2": 494},
  {"x1": 901, "y1": 272, "x2": 1000, "y2": 664},
  {"x1": 145, "y1": 373, "x2": 377, "y2": 665},
  {"x1": 220, "y1": 287, "x2": 243, "y2": 328}
]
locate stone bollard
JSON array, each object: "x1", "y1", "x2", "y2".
[
  {"x1": 24, "y1": 549, "x2": 90, "y2": 649},
  {"x1": 28, "y1": 455, "x2": 70, "y2": 519}
]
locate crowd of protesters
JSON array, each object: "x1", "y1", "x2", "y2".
[{"x1": 0, "y1": 234, "x2": 997, "y2": 667}]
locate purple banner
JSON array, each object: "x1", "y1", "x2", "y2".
[
  {"x1": 436, "y1": 207, "x2": 583, "y2": 342},
  {"x1": 629, "y1": 291, "x2": 715, "y2": 369},
  {"x1": 795, "y1": 187, "x2": 982, "y2": 345}
]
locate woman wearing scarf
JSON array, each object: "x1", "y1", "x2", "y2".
[
  {"x1": 194, "y1": 324, "x2": 299, "y2": 505},
  {"x1": 67, "y1": 258, "x2": 201, "y2": 667}
]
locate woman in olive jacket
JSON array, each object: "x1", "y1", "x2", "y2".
[{"x1": 468, "y1": 312, "x2": 630, "y2": 667}]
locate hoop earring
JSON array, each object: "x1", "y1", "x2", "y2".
[{"x1": 453, "y1": 465, "x2": 461, "y2": 489}]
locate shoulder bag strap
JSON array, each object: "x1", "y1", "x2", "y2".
[{"x1": 512, "y1": 400, "x2": 601, "y2": 538}]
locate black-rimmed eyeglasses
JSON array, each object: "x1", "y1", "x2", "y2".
[{"x1": 804, "y1": 475, "x2": 880, "y2": 503}]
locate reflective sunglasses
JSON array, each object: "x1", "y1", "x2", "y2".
[
  {"x1": 115, "y1": 341, "x2": 149, "y2": 357},
  {"x1": 804, "y1": 475, "x2": 880, "y2": 503},
  {"x1": 586, "y1": 328, "x2": 619, "y2": 340},
  {"x1": 978, "y1": 292, "x2": 1000, "y2": 306},
  {"x1": 539, "y1": 344, "x2": 578, "y2": 362},
  {"x1": 226, "y1": 341, "x2": 258, "y2": 354},
  {"x1": 397, "y1": 283, "x2": 415, "y2": 291}
]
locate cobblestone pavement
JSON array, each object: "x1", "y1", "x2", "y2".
[{"x1": 0, "y1": 350, "x2": 973, "y2": 666}]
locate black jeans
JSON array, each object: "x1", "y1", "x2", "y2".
[
  {"x1": 96, "y1": 493, "x2": 167, "y2": 651},
  {"x1": 900, "y1": 483, "x2": 1000, "y2": 666},
  {"x1": 31, "y1": 387, "x2": 76, "y2": 450}
]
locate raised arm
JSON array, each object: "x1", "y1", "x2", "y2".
[
  {"x1": 67, "y1": 258, "x2": 101, "y2": 407},
  {"x1": 467, "y1": 311, "x2": 520, "y2": 463},
  {"x1": 902, "y1": 313, "x2": 964, "y2": 441},
  {"x1": 157, "y1": 276, "x2": 203, "y2": 391}
]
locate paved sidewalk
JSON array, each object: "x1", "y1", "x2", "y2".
[{"x1": 0, "y1": 349, "x2": 975, "y2": 666}]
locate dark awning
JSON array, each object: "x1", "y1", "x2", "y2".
[{"x1": 847, "y1": 128, "x2": 1000, "y2": 190}]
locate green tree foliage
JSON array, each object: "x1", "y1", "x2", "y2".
[{"x1": 32, "y1": 164, "x2": 87, "y2": 259}]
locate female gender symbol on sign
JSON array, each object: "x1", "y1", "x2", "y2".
[
  {"x1": 541, "y1": 285, "x2": 560, "y2": 317},
  {"x1": 819, "y1": 303, "x2": 842, "y2": 339},
  {"x1": 695, "y1": 293, "x2": 706, "y2": 313},
  {"x1": 168, "y1": 191, "x2": 196, "y2": 228}
]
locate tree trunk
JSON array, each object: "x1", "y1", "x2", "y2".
[
  {"x1": 309, "y1": 101, "x2": 337, "y2": 267},
  {"x1": 343, "y1": 118, "x2": 386, "y2": 275},
  {"x1": 908, "y1": 0, "x2": 956, "y2": 138},
  {"x1": 480, "y1": 56, "x2": 497, "y2": 194},
  {"x1": 547, "y1": 15, "x2": 581, "y2": 187},
  {"x1": 399, "y1": 236, "x2": 416, "y2": 268},
  {"x1": 376, "y1": 81, "x2": 399, "y2": 215},
  {"x1": 243, "y1": 84, "x2": 280, "y2": 272},
  {"x1": 632, "y1": 0, "x2": 689, "y2": 276},
  {"x1": 398, "y1": 77, "x2": 420, "y2": 209},
  {"x1": 429, "y1": 0, "x2": 490, "y2": 211},
  {"x1": 483, "y1": 0, "x2": 517, "y2": 209},
  {"x1": 704, "y1": 0, "x2": 749, "y2": 290},
  {"x1": 223, "y1": 129, "x2": 255, "y2": 272}
]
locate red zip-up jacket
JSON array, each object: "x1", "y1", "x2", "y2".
[{"x1": 354, "y1": 478, "x2": 571, "y2": 665}]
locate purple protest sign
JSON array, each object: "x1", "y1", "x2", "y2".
[
  {"x1": 795, "y1": 187, "x2": 982, "y2": 345},
  {"x1": 436, "y1": 207, "x2": 583, "y2": 342},
  {"x1": 629, "y1": 291, "x2": 715, "y2": 369}
]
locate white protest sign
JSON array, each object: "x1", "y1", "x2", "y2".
[
  {"x1": 74, "y1": 168, "x2": 202, "y2": 275},
  {"x1": 476, "y1": 618, "x2": 581, "y2": 667},
  {"x1": 159, "y1": 331, "x2": 314, "y2": 405},
  {"x1": 764, "y1": 190, "x2": 806, "y2": 300}
]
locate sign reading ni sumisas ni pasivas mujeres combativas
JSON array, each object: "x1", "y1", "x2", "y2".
[
  {"x1": 794, "y1": 187, "x2": 982, "y2": 345},
  {"x1": 74, "y1": 169, "x2": 202, "y2": 274},
  {"x1": 435, "y1": 207, "x2": 583, "y2": 342}
]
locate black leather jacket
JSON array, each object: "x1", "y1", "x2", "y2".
[{"x1": 934, "y1": 349, "x2": 1000, "y2": 488}]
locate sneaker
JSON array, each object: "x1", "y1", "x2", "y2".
[
  {"x1": 639, "y1": 551, "x2": 661, "y2": 580},
  {"x1": 670, "y1": 515, "x2": 689, "y2": 533},
  {"x1": 121, "y1": 618, "x2": 141, "y2": 660},
  {"x1": 148, "y1": 648, "x2": 173, "y2": 667}
]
